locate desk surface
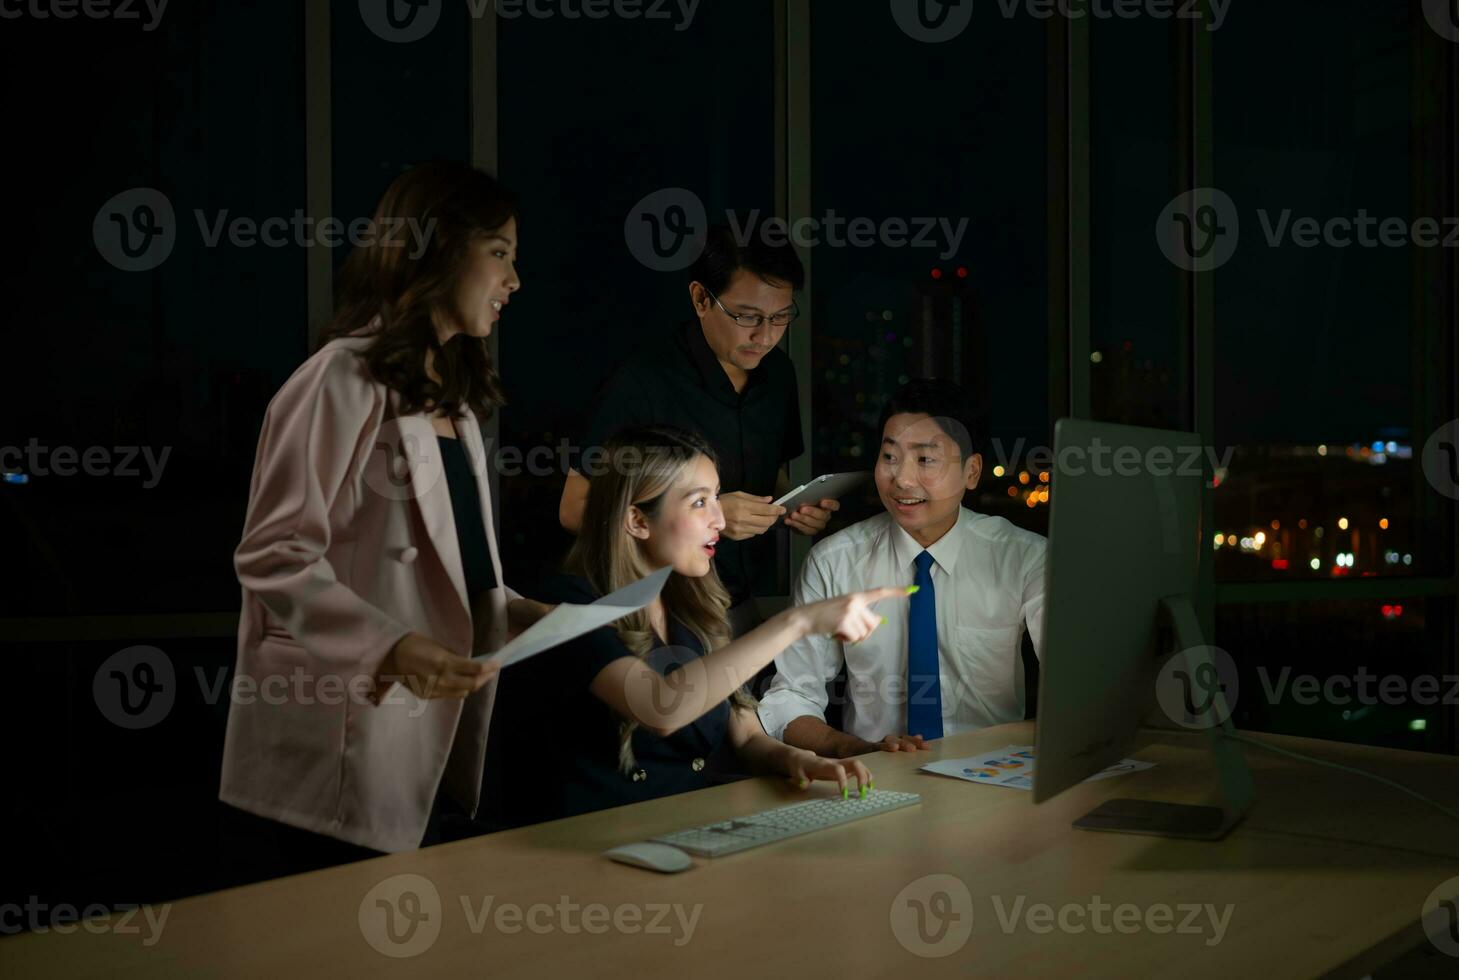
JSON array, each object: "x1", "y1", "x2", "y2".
[{"x1": 7, "y1": 723, "x2": 1459, "y2": 979}]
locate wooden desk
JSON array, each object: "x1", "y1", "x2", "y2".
[{"x1": 7, "y1": 723, "x2": 1459, "y2": 978}]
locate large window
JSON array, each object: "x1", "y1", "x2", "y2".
[
  {"x1": 1044, "y1": 0, "x2": 1456, "y2": 752},
  {"x1": 808, "y1": 3, "x2": 1051, "y2": 538},
  {"x1": 2, "y1": 1, "x2": 316, "y2": 916},
  {"x1": 1, "y1": 7, "x2": 308, "y2": 619},
  {"x1": 3, "y1": 0, "x2": 480, "y2": 909},
  {"x1": 497, "y1": 1, "x2": 778, "y2": 596},
  {"x1": 1204, "y1": 0, "x2": 1456, "y2": 749},
  {"x1": 1089, "y1": 16, "x2": 1185, "y2": 431},
  {"x1": 3, "y1": 1, "x2": 1455, "y2": 920},
  {"x1": 1211, "y1": 1, "x2": 1453, "y2": 585},
  {"x1": 1218, "y1": 599, "x2": 1452, "y2": 752}
]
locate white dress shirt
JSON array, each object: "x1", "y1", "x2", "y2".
[{"x1": 758, "y1": 506, "x2": 1046, "y2": 744}]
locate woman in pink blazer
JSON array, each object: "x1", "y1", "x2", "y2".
[{"x1": 220, "y1": 163, "x2": 548, "y2": 867}]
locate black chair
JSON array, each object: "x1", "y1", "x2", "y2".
[{"x1": 1022, "y1": 627, "x2": 1040, "y2": 720}]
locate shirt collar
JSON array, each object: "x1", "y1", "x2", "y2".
[
  {"x1": 888, "y1": 505, "x2": 968, "y2": 575},
  {"x1": 679, "y1": 318, "x2": 768, "y2": 404}
]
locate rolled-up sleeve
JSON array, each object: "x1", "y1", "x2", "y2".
[
  {"x1": 234, "y1": 350, "x2": 410, "y2": 677},
  {"x1": 756, "y1": 549, "x2": 844, "y2": 741}
]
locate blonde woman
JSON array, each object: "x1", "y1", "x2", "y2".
[{"x1": 492, "y1": 426, "x2": 907, "y2": 827}]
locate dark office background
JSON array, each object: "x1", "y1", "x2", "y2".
[{"x1": 2, "y1": 0, "x2": 1456, "y2": 961}]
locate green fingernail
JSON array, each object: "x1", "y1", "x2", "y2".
[
  {"x1": 859, "y1": 785, "x2": 868, "y2": 799},
  {"x1": 798, "y1": 778, "x2": 808, "y2": 789},
  {"x1": 842, "y1": 786, "x2": 849, "y2": 800},
  {"x1": 869, "y1": 781, "x2": 875, "y2": 790},
  {"x1": 879, "y1": 617, "x2": 887, "y2": 626},
  {"x1": 906, "y1": 585, "x2": 920, "y2": 595}
]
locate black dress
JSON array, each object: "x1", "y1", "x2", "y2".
[
  {"x1": 436, "y1": 434, "x2": 497, "y2": 597},
  {"x1": 420, "y1": 433, "x2": 498, "y2": 845},
  {"x1": 488, "y1": 574, "x2": 738, "y2": 828}
]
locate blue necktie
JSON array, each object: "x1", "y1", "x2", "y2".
[{"x1": 907, "y1": 551, "x2": 944, "y2": 740}]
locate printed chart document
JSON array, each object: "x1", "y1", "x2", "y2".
[
  {"x1": 921, "y1": 744, "x2": 1155, "y2": 791},
  {"x1": 474, "y1": 565, "x2": 673, "y2": 669}
]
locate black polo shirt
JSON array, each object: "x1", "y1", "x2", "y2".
[{"x1": 577, "y1": 320, "x2": 804, "y2": 605}]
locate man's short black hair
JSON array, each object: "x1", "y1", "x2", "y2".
[
  {"x1": 688, "y1": 223, "x2": 806, "y2": 296},
  {"x1": 877, "y1": 378, "x2": 988, "y2": 462}
]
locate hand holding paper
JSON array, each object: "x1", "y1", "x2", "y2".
[{"x1": 474, "y1": 565, "x2": 674, "y2": 669}]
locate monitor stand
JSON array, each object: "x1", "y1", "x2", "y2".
[{"x1": 1073, "y1": 594, "x2": 1255, "y2": 840}]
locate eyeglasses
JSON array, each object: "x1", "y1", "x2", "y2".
[{"x1": 704, "y1": 288, "x2": 800, "y2": 330}]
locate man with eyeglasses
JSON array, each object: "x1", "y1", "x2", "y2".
[{"x1": 560, "y1": 224, "x2": 837, "y2": 645}]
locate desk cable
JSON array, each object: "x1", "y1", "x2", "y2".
[{"x1": 1222, "y1": 731, "x2": 1459, "y2": 826}]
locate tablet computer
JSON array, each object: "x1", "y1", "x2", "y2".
[{"x1": 773, "y1": 471, "x2": 872, "y2": 514}]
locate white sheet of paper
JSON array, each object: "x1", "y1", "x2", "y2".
[
  {"x1": 920, "y1": 744, "x2": 1154, "y2": 791},
  {"x1": 474, "y1": 565, "x2": 673, "y2": 669}
]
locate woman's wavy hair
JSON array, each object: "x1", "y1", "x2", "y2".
[
  {"x1": 319, "y1": 161, "x2": 516, "y2": 420},
  {"x1": 564, "y1": 425, "x2": 757, "y2": 774}
]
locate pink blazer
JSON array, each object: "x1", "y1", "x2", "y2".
[{"x1": 220, "y1": 336, "x2": 515, "y2": 853}]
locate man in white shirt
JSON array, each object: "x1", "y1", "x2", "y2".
[{"x1": 758, "y1": 379, "x2": 1046, "y2": 756}]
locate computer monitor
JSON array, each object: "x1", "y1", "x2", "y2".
[{"x1": 1032, "y1": 418, "x2": 1253, "y2": 839}]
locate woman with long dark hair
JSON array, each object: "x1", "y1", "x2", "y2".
[{"x1": 220, "y1": 162, "x2": 550, "y2": 872}]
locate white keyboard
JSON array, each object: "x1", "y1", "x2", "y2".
[{"x1": 650, "y1": 790, "x2": 922, "y2": 857}]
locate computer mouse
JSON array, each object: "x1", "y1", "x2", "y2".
[{"x1": 602, "y1": 841, "x2": 693, "y2": 873}]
